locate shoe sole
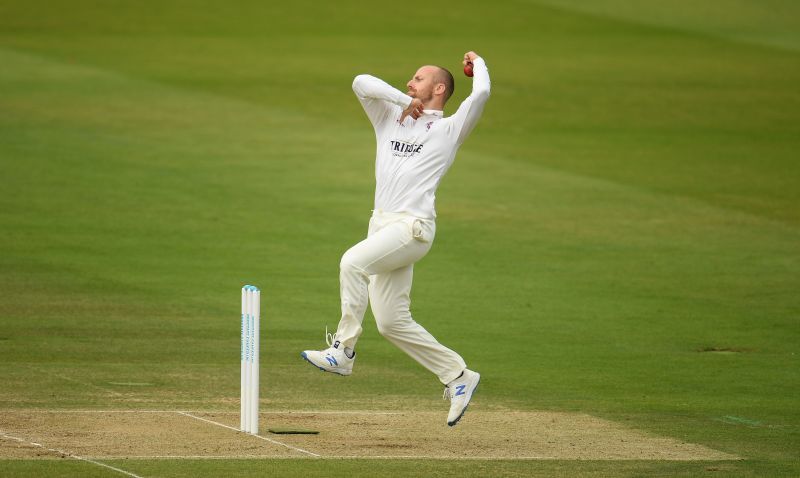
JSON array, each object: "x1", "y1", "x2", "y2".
[
  {"x1": 300, "y1": 352, "x2": 351, "y2": 376},
  {"x1": 447, "y1": 375, "x2": 481, "y2": 427}
]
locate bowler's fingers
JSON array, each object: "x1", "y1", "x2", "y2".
[
  {"x1": 400, "y1": 99, "x2": 425, "y2": 122},
  {"x1": 463, "y1": 51, "x2": 477, "y2": 64}
]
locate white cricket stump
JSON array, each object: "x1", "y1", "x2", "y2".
[{"x1": 240, "y1": 285, "x2": 260, "y2": 434}]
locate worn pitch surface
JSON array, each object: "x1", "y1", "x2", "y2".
[{"x1": 0, "y1": 410, "x2": 737, "y2": 461}]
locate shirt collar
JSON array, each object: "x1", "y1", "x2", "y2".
[{"x1": 422, "y1": 109, "x2": 443, "y2": 117}]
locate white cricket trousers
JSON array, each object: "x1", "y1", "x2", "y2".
[{"x1": 334, "y1": 210, "x2": 467, "y2": 385}]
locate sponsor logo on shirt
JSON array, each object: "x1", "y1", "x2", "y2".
[{"x1": 389, "y1": 140, "x2": 424, "y2": 158}]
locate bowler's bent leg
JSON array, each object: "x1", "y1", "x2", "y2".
[
  {"x1": 369, "y1": 265, "x2": 467, "y2": 385},
  {"x1": 335, "y1": 218, "x2": 431, "y2": 349}
]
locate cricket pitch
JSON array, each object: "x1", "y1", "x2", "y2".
[{"x1": 0, "y1": 410, "x2": 738, "y2": 461}]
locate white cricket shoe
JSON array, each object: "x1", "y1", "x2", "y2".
[
  {"x1": 444, "y1": 369, "x2": 481, "y2": 426},
  {"x1": 300, "y1": 329, "x2": 354, "y2": 376}
]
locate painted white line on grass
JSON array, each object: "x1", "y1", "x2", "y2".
[
  {"x1": 4, "y1": 409, "x2": 404, "y2": 415},
  {"x1": 0, "y1": 430, "x2": 143, "y2": 477},
  {"x1": 87, "y1": 455, "x2": 304, "y2": 460},
  {"x1": 176, "y1": 411, "x2": 321, "y2": 458},
  {"x1": 9, "y1": 409, "x2": 175, "y2": 413},
  {"x1": 80, "y1": 453, "x2": 744, "y2": 462},
  {"x1": 262, "y1": 410, "x2": 404, "y2": 415},
  {"x1": 328, "y1": 455, "x2": 552, "y2": 460},
  {"x1": 85, "y1": 454, "x2": 558, "y2": 460}
]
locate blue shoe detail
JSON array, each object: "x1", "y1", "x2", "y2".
[
  {"x1": 455, "y1": 384, "x2": 466, "y2": 396},
  {"x1": 300, "y1": 352, "x2": 349, "y2": 376},
  {"x1": 300, "y1": 352, "x2": 325, "y2": 372},
  {"x1": 448, "y1": 378, "x2": 480, "y2": 427},
  {"x1": 325, "y1": 355, "x2": 338, "y2": 366}
]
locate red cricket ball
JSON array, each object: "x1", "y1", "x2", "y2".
[{"x1": 464, "y1": 62, "x2": 474, "y2": 77}]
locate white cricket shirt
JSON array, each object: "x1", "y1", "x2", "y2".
[{"x1": 352, "y1": 57, "x2": 491, "y2": 219}]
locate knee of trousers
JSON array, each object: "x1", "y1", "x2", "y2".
[
  {"x1": 340, "y1": 250, "x2": 368, "y2": 278},
  {"x1": 374, "y1": 311, "x2": 412, "y2": 338}
]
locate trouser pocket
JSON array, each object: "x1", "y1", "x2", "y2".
[{"x1": 410, "y1": 218, "x2": 435, "y2": 243}]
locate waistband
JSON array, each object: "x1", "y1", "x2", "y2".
[{"x1": 371, "y1": 209, "x2": 434, "y2": 221}]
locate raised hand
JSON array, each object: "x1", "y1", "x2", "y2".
[
  {"x1": 400, "y1": 97, "x2": 425, "y2": 123},
  {"x1": 463, "y1": 51, "x2": 478, "y2": 67}
]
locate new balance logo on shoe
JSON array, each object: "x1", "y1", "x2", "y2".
[
  {"x1": 446, "y1": 370, "x2": 480, "y2": 427},
  {"x1": 300, "y1": 331, "x2": 355, "y2": 376}
]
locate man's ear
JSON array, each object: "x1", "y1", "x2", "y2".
[{"x1": 434, "y1": 83, "x2": 446, "y2": 96}]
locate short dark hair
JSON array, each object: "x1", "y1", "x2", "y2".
[{"x1": 435, "y1": 66, "x2": 455, "y2": 102}]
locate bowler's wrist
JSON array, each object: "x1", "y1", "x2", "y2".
[{"x1": 399, "y1": 93, "x2": 413, "y2": 108}]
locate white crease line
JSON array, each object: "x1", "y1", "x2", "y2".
[
  {"x1": 1, "y1": 409, "x2": 404, "y2": 415},
  {"x1": 4, "y1": 410, "x2": 175, "y2": 413},
  {"x1": 0, "y1": 430, "x2": 143, "y2": 477},
  {"x1": 86, "y1": 454, "x2": 555, "y2": 460},
  {"x1": 261, "y1": 410, "x2": 403, "y2": 415},
  {"x1": 88, "y1": 455, "x2": 307, "y2": 460},
  {"x1": 321, "y1": 455, "x2": 738, "y2": 461},
  {"x1": 83, "y1": 455, "x2": 532, "y2": 460},
  {"x1": 176, "y1": 411, "x2": 321, "y2": 458},
  {"x1": 80, "y1": 454, "x2": 742, "y2": 462}
]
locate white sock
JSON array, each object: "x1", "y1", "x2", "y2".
[{"x1": 344, "y1": 347, "x2": 355, "y2": 359}]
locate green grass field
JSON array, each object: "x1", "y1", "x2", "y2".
[{"x1": 1, "y1": 0, "x2": 798, "y2": 476}]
